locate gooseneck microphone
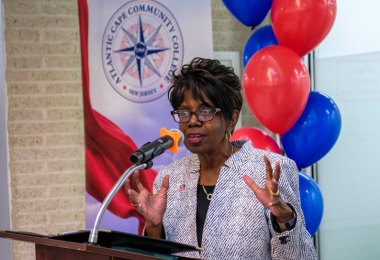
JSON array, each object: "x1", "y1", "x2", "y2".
[{"x1": 130, "y1": 128, "x2": 184, "y2": 164}]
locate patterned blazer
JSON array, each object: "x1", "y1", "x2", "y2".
[{"x1": 153, "y1": 140, "x2": 317, "y2": 260}]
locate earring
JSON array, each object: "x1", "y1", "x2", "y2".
[{"x1": 225, "y1": 132, "x2": 232, "y2": 140}]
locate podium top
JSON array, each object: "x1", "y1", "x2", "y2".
[
  {"x1": 0, "y1": 230, "x2": 201, "y2": 260},
  {"x1": 49, "y1": 229, "x2": 202, "y2": 255}
]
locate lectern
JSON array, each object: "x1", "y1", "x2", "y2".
[{"x1": 0, "y1": 230, "x2": 201, "y2": 260}]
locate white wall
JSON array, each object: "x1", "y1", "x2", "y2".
[
  {"x1": 316, "y1": 0, "x2": 380, "y2": 259},
  {"x1": 317, "y1": 0, "x2": 380, "y2": 59}
]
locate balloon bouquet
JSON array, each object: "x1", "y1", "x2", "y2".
[{"x1": 223, "y1": 0, "x2": 339, "y2": 237}]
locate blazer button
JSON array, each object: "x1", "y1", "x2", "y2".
[{"x1": 279, "y1": 236, "x2": 290, "y2": 244}]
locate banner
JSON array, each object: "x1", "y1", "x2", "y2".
[{"x1": 78, "y1": 0, "x2": 213, "y2": 234}]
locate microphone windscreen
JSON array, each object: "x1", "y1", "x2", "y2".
[{"x1": 160, "y1": 127, "x2": 183, "y2": 154}]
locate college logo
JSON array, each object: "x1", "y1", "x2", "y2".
[{"x1": 102, "y1": 0, "x2": 184, "y2": 102}]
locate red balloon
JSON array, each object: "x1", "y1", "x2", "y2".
[
  {"x1": 231, "y1": 127, "x2": 282, "y2": 155},
  {"x1": 271, "y1": 0, "x2": 337, "y2": 57},
  {"x1": 243, "y1": 45, "x2": 310, "y2": 134}
]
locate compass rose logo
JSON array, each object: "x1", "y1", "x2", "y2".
[
  {"x1": 102, "y1": 1, "x2": 184, "y2": 103},
  {"x1": 115, "y1": 15, "x2": 169, "y2": 87}
]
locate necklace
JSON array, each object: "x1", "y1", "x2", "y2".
[
  {"x1": 199, "y1": 174, "x2": 216, "y2": 201},
  {"x1": 199, "y1": 143, "x2": 234, "y2": 201}
]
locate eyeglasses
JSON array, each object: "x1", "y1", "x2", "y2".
[{"x1": 171, "y1": 107, "x2": 222, "y2": 123}]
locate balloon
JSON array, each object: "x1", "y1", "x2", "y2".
[
  {"x1": 282, "y1": 91, "x2": 341, "y2": 168},
  {"x1": 231, "y1": 127, "x2": 281, "y2": 155},
  {"x1": 271, "y1": 0, "x2": 337, "y2": 57},
  {"x1": 243, "y1": 25, "x2": 278, "y2": 68},
  {"x1": 222, "y1": 0, "x2": 273, "y2": 27},
  {"x1": 299, "y1": 171, "x2": 323, "y2": 237},
  {"x1": 243, "y1": 45, "x2": 310, "y2": 134}
]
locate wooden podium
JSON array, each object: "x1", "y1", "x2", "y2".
[{"x1": 0, "y1": 231, "x2": 199, "y2": 260}]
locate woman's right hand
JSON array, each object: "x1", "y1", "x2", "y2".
[{"x1": 124, "y1": 171, "x2": 169, "y2": 231}]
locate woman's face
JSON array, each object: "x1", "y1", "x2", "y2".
[{"x1": 178, "y1": 90, "x2": 232, "y2": 155}]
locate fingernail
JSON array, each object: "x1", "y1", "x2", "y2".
[
  {"x1": 127, "y1": 189, "x2": 130, "y2": 195},
  {"x1": 269, "y1": 202, "x2": 273, "y2": 206},
  {"x1": 273, "y1": 179, "x2": 278, "y2": 184}
]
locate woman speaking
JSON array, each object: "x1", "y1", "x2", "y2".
[{"x1": 125, "y1": 58, "x2": 317, "y2": 259}]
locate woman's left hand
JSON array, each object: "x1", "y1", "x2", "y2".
[{"x1": 243, "y1": 154, "x2": 294, "y2": 224}]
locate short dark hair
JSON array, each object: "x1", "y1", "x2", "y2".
[{"x1": 168, "y1": 57, "x2": 243, "y2": 120}]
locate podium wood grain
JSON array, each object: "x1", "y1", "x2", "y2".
[
  {"x1": 36, "y1": 245, "x2": 111, "y2": 260},
  {"x1": 0, "y1": 231, "x2": 200, "y2": 260}
]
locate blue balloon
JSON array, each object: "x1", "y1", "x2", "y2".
[
  {"x1": 299, "y1": 171, "x2": 323, "y2": 237},
  {"x1": 282, "y1": 91, "x2": 342, "y2": 168},
  {"x1": 222, "y1": 0, "x2": 273, "y2": 27},
  {"x1": 243, "y1": 25, "x2": 279, "y2": 68}
]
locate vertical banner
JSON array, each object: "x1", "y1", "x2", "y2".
[{"x1": 78, "y1": 0, "x2": 213, "y2": 234}]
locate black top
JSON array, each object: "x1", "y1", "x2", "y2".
[{"x1": 196, "y1": 184, "x2": 215, "y2": 247}]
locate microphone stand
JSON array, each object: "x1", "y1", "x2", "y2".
[{"x1": 88, "y1": 161, "x2": 153, "y2": 245}]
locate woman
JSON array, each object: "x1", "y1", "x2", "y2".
[{"x1": 125, "y1": 58, "x2": 317, "y2": 259}]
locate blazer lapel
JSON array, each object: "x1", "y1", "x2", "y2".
[
  {"x1": 176, "y1": 154, "x2": 200, "y2": 247},
  {"x1": 187, "y1": 155, "x2": 201, "y2": 246}
]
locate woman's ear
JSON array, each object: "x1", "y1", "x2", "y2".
[{"x1": 227, "y1": 110, "x2": 240, "y2": 133}]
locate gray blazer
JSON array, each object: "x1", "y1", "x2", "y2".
[{"x1": 153, "y1": 140, "x2": 317, "y2": 259}]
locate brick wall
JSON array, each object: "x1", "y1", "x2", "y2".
[
  {"x1": 2, "y1": 0, "x2": 268, "y2": 259},
  {"x1": 3, "y1": 0, "x2": 84, "y2": 259}
]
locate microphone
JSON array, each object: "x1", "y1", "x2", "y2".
[{"x1": 130, "y1": 128, "x2": 184, "y2": 164}]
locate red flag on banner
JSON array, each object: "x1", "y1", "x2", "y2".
[{"x1": 77, "y1": 0, "x2": 157, "y2": 235}]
